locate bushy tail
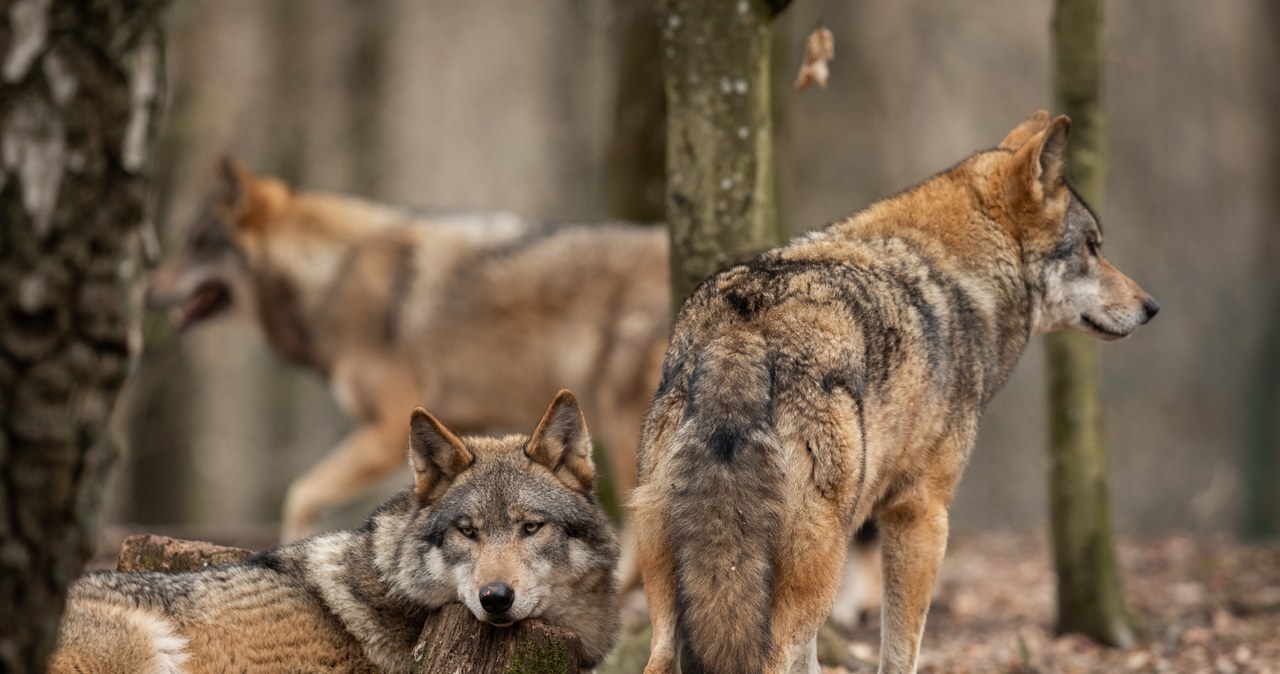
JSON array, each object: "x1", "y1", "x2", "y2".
[{"x1": 669, "y1": 333, "x2": 784, "y2": 674}]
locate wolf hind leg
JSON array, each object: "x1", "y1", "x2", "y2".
[
  {"x1": 767, "y1": 509, "x2": 852, "y2": 674},
  {"x1": 49, "y1": 599, "x2": 189, "y2": 674},
  {"x1": 876, "y1": 496, "x2": 949, "y2": 674},
  {"x1": 632, "y1": 480, "x2": 678, "y2": 674}
]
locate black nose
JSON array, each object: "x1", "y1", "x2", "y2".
[
  {"x1": 1142, "y1": 297, "x2": 1160, "y2": 322},
  {"x1": 479, "y1": 582, "x2": 515, "y2": 614}
]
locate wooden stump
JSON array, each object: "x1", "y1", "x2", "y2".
[
  {"x1": 116, "y1": 534, "x2": 252, "y2": 572},
  {"x1": 411, "y1": 604, "x2": 587, "y2": 674}
]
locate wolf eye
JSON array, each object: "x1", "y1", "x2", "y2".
[
  {"x1": 457, "y1": 525, "x2": 478, "y2": 539},
  {"x1": 1085, "y1": 238, "x2": 1100, "y2": 256},
  {"x1": 522, "y1": 522, "x2": 545, "y2": 536}
]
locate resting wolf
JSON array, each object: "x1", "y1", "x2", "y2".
[
  {"x1": 51, "y1": 391, "x2": 620, "y2": 672},
  {"x1": 631, "y1": 111, "x2": 1159, "y2": 674}
]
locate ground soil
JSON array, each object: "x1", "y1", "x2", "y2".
[{"x1": 829, "y1": 532, "x2": 1280, "y2": 674}]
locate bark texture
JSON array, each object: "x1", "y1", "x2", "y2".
[
  {"x1": 660, "y1": 0, "x2": 788, "y2": 306},
  {"x1": 0, "y1": 0, "x2": 167, "y2": 670},
  {"x1": 412, "y1": 603, "x2": 587, "y2": 674},
  {"x1": 1046, "y1": 0, "x2": 1137, "y2": 648},
  {"x1": 116, "y1": 534, "x2": 252, "y2": 573}
]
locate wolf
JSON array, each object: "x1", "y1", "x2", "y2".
[
  {"x1": 146, "y1": 161, "x2": 670, "y2": 544},
  {"x1": 50, "y1": 390, "x2": 621, "y2": 672},
  {"x1": 630, "y1": 110, "x2": 1159, "y2": 674}
]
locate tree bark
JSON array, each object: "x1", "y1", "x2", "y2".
[
  {"x1": 1046, "y1": 0, "x2": 1137, "y2": 647},
  {"x1": 116, "y1": 534, "x2": 252, "y2": 573},
  {"x1": 0, "y1": 0, "x2": 168, "y2": 670},
  {"x1": 411, "y1": 603, "x2": 587, "y2": 674},
  {"x1": 660, "y1": 0, "x2": 790, "y2": 307}
]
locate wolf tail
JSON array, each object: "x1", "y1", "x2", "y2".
[{"x1": 669, "y1": 332, "x2": 784, "y2": 674}]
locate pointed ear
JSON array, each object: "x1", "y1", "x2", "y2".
[
  {"x1": 1011, "y1": 115, "x2": 1071, "y2": 200},
  {"x1": 997, "y1": 109, "x2": 1053, "y2": 151},
  {"x1": 526, "y1": 390, "x2": 595, "y2": 493},
  {"x1": 408, "y1": 407, "x2": 474, "y2": 502},
  {"x1": 216, "y1": 155, "x2": 256, "y2": 205}
]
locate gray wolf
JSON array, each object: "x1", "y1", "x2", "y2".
[
  {"x1": 630, "y1": 110, "x2": 1159, "y2": 674},
  {"x1": 50, "y1": 390, "x2": 621, "y2": 672},
  {"x1": 146, "y1": 161, "x2": 670, "y2": 544}
]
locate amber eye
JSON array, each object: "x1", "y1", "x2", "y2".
[
  {"x1": 522, "y1": 522, "x2": 544, "y2": 536},
  {"x1": 457, "y1": 525, "x2": 477, "y2": 539}
]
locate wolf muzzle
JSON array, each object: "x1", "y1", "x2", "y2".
[{"x1": 479, "y1": 582, "x2": 515, "y2": 615}]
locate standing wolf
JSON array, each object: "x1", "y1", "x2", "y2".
[
  {"x1": 147, "y1": 162, "x2": 670, "y2": 542},
  {"x1": 50, "y1": 391, "x2": 620, "y2": 672},
  {"x1": 631, "y1": 111, "x2": 1159, "y2": 674}
]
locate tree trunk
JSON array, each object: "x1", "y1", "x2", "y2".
[
  {"x1": 607, "y1": 0, "x2": 667, "y2": 223},
  {"x1": 1243, "y1": 0, "x2": 1280, "y2": 539},
  {"x1": 0, "y1": 0, "x2": 168, "y2": 670},
  {"x1": 411, "y1": 604, "x2": 587, "y2": 674},
  {"x1": 1046, "y1": 0, "x2": 1137, "y2": 648},
  {"x1": 660, "y1": 0, "x2": 791, "y2": 307}
]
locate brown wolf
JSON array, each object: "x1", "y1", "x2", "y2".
[
  {"x1": 147, "y1": 161, "x2": 670, "y2": 544},
  {"x1": 630, "y1": 110, "x2": 1159, "y2": 674},
  {"x1": 50, "y1": 391, "x2": 621, "y2": 672}
]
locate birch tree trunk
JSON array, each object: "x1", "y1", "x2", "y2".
[
  {"x1": 660, "y1": 0, "x2": 791, "y2": 306},
  {"x1": 1046, "y1": 0, "x2": 1137, "y2": 647},
  {"x1": 0, "y1": 0, "x2": 167, "y2": 669}
]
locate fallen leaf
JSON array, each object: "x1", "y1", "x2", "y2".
[{"x1": 795, "y1": 26, "x2": 835, "y2": 91}]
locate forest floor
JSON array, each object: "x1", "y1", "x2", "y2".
[
  {"x1": 93, "y1": 527, "x2": 1280, "y2": 673},
  {"x1": 824, "y1": 532, "x2": 1280, "y2": 674}
]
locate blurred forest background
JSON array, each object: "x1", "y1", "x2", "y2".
[{"x1": 107, "y1": 0, "x2": 1279, "y2": 543}]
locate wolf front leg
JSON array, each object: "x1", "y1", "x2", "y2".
[
  {"x1": 875, "y1": 496, "x2": 949, "y2": 674},
  {"x1": 282, "y1": 419, "x2": 409, "y2": 542}
]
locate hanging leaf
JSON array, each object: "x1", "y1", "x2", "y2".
[{"x1": 794, "y1": 26, "x2": 835, "y2": 92}]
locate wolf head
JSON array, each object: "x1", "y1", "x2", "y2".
[
  {"x1": 985, "y1": 109, "x2": 1158, "y2": 340},
  {"x1": 146, "y1": 158, "x2": 286, "y2": 331},
  {"x1": 388, "y1": 390, "x2": 620, "y2": 662}
]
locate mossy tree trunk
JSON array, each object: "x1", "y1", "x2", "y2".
[
  {"x1": 1046, "y1": 0, "x2": 1137, "y2": 648},
  {"x1": 660, "y1": 0, "x2": 791, "y2": 307},
  {"x1": 0, "y1": 0, "x2": 168, "y2": 670}
]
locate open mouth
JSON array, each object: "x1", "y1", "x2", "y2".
[
  {"x1": 172, "y1": 281, "x2": 231, "y2": 331},
  {"x1": 1080, "y1": 314, "x2": 1128, "y2": 340}
]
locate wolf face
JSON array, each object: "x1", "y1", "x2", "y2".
[
  {"x1": 388, "y1": 390, "x2": 621, "y2": 663},
  {"x1": 146, "y1": 159, "x2": 263, "y2": 330},
  {"x1": 1031, "y1": 186, "x2": 1159, "y2": 339}
]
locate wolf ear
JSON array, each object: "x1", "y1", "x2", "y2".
[
  {"x1": 997, "y1": 109, "x2": 1053, "y2": 151},
  {"x1": 1011, "y1": 115, "x2": 1071, "y2": 202},
  {"x1": 526, "y1": 390, "x2": 596, "y2": 493},
  {"x1": 408, "y1": 407, "x2": 474, "y2": 502},
  {"x1": 216, "y1": 155, "x2": 255, "y2": 205}
]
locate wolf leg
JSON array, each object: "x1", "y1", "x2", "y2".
[
  {"x1": 766, "y1": 509, "x2": 850, "y2": 674},
  {"x1": 630, "y1": 475, "x2": 678, "y2": 674},
  {"x1": 282, "y1": 420, "x2": 407, "y2": 542},
  {"x1": 876, "y1": 497, "x2": 949, "y2": 674}
]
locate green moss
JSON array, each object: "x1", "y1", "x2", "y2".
[{"x1": 504, "y1": 629, "x2": 571, "y2": 674}]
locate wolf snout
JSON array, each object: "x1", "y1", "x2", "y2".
[{"x1": 479, "y1": 582, "x2": 515, "y2": 615}]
